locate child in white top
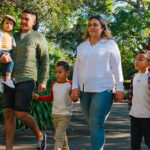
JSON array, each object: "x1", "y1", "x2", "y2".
[
  {"x1": 128, "y1": 50, "x2": 150, "y2": 150},
  {"x1": 33, "y1": 61, "x2": 74, "y2": 150},
  {"x1": 0, "y1": 15, "x2": 16, "y2": 91}
]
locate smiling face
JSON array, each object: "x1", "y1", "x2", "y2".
[
  {"x1": 2, "y1": 18, "x2": 14, "y2": 32},
  {"x1": 20, "y1": 13, "x2": 36, "y2": 33},
  {"x1": 88, "y1": 18, "x2": 104, "y2": 39},
  {"x1": 135, "y1": 54, "x2": 150, "y2": 73},
  {"x1": 55, "y1": 66, "x2": 69, "y2": 82}
]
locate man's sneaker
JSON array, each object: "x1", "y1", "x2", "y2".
[
  {"x1": 2, "y1": 79, "x2": 15, "y2": 88},
  {"x1": 37, "y1": 133, "x2": 47, "y2": 150},
  {"x1": 0, "y1": 79, "x2": 4, "y2": 93}
]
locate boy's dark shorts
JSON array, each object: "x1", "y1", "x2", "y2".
[{"x1": 2, "y1": 80, "x2": 35, "y2": 112}]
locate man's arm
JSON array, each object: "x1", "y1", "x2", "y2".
[{"x1": 37, "y1": 34, "x2": 49, "y2": 92}]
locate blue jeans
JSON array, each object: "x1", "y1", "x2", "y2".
[
  {"x1": 0, "y1": 50, "x2": 14, "y2": 76},
  {"x1": 80, "y1": 90, "x2": 113, "y2": 150}
]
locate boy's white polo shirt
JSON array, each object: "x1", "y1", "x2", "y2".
[{"x1": 129, "y1": 73, "x2": 150, "y2": 118}]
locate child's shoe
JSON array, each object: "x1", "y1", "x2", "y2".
[
  {"x1": 3, "y1": 79, "x2": 15, "y2": 88},
  {"x1": 37, "y1": 133, "x2": 47, "y2": 150},
  {"x1": 0, "y1": 79, "x2": 4, "y2": 93}
]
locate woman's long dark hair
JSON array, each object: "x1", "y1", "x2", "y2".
[{"x1": 22, "y1": 9, "x2": 39, "y2": 31}]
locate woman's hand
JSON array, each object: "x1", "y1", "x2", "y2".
[
  {"x1": 32, "y1": 93, "x2": 39, "y2": 100},
  {"x1": 115, "y1": 91, "x2": 124, "y2": 102},
  {"x1": 71, "y1": 88, "x2": 80, "y2": 102}
]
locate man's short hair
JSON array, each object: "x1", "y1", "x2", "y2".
[
  {"x1": 56, "y1": 61, "x2": 69, "y2": 71},
  {"x1": 139, "y1": 50, "x2": 150, "y2": 62}
]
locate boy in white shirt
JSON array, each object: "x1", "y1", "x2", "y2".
[
  {"x1": 128, "y1": 50, "x2": 150, "y2": 150},
  {"x1": 0, "y1": 15, "x2": 16, "y2": 91},
  {"x1": 33, "y1": 61, "x2": 74, "y2": 150}
]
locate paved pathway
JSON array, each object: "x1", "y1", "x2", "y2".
[{"x1": 0, "y1": 102, "x2": 149, "y2": 150}]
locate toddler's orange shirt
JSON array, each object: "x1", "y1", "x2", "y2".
[{"x1": 1, "y1": 32, "x2": 13, "y2": 50}]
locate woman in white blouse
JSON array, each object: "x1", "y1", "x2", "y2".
[{"x1": 71, "y1": 15, "x2": 124, "y2": 150}]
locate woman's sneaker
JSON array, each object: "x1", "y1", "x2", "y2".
[
  {"x1": 2, "y1": 79, "x2": 15, "y2": 88},
  {"x1": 37, "y1": 133, "x2": 47, "y2": 150}
]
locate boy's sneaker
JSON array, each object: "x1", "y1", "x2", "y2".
[
  {"x1": 37, "y1": 133, "x2": 47, "y2": 150},
  {"x1": 2, "y1": 79, "x2": 15, "y2": 88},
  {"x1": 0, "y1": 79, "x2": 4, "y2": 93}
]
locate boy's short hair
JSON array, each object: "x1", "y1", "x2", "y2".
[
  {"x1": 2, "y1": 15, "x2": 16, "y2": 26},
  {"x1": 139, "y1": 50, "x2": 150, "y2": 62},
  {"x1": 56, "y1": 61, "x2": 69, "y2": 71}
]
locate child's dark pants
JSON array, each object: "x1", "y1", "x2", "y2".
[{"x1": 130, "y1": 115, "x2": 150, "y2": 150}]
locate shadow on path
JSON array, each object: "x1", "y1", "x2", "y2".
[
  {"x1": 0, "y1": 103, "x2": 148, "y2": 150},
  {"x1": 105, "y1": 103, "x2": 148, "y2": 150}
]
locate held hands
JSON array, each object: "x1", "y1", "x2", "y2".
[
  {"x1": 32, "y1": 83, "x2": 46, "y2": 101},
  {"x1": 71, "y1": 88, "x2": 80, "y2": 102},
  {"x1": 115, "y1": 91, "x2": 124, "y2": 102}
]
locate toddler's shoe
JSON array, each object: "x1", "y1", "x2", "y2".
[
  {"x1": 3, "y1": 79, "x2": 15, "y2": 88},
  {"x1": 0, "y1": 79, "x2": 4, "y2": 93}
]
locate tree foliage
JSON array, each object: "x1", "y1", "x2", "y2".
[
  {"x1": 47, "y1": 0, "x2": 150, "y2": 79},
  {"x1": 111, "y1": 0, "x2": 150, "y2": 78}
]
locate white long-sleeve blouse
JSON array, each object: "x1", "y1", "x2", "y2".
[{"x1": 72, "y1": 38, "x2": 124, "y2": 92}]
